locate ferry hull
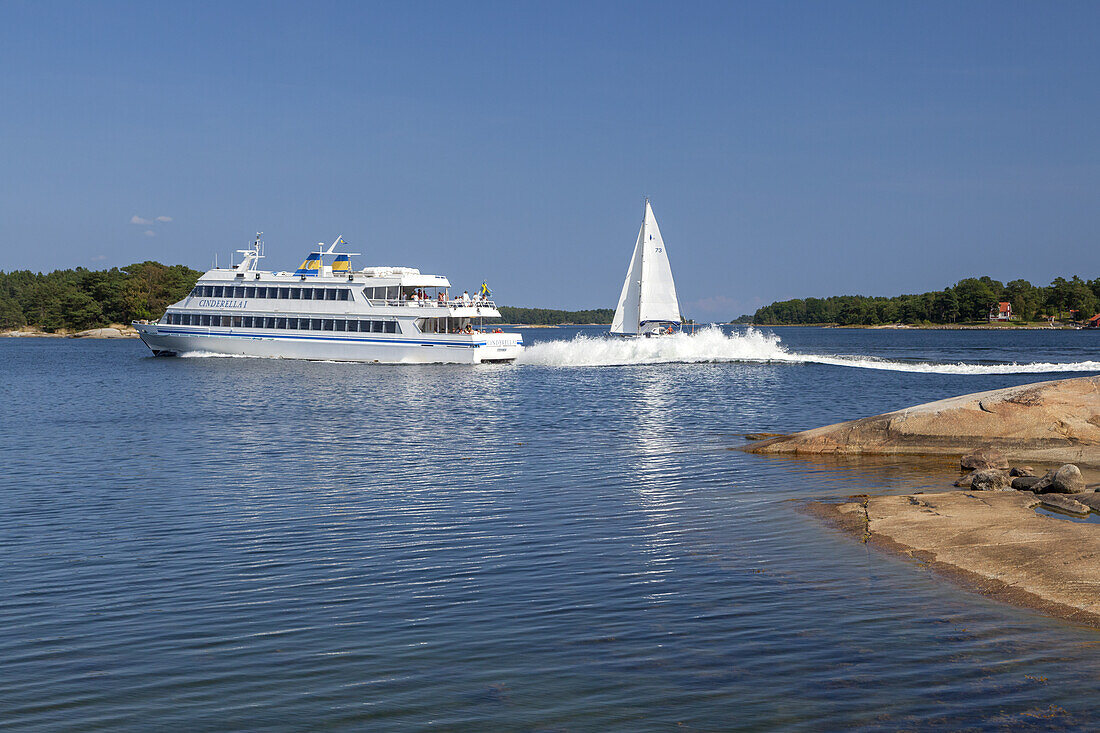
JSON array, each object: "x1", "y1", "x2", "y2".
[{"x1": 135, "y1": 324, "x2": 522, "y2": 364}]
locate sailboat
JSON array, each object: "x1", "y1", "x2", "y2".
[{"x1": 611, "y1": 198, "x2": 683, "y2": 337}]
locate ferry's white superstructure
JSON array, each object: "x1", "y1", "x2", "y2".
[{"x1": 133, "y1": 235, "x2": 523, "y2": 364}]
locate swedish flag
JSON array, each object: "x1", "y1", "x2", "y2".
[{"x1": 478, "y1": 282, "x2": 492, "y2": 299}]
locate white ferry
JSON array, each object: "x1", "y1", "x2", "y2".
[{"x1": 133, "y1": 235, "x2": 523, "y2": 364}]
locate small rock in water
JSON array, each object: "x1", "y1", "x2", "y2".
[
  {"x1": 1010, "y1": 466, "x2": 1036, "y2": 477},
  {"x1": 954, "y1": 473, "x2": 974, "y2": 488},
  {"x1": 1032, "y1": 465, "x2": 1086, "y2": 494},
  {"x1": 1040, "y1": 494, "x2": 1091, "y2": 517},
  {"x1": 960, "y1": 449, "x2": 1010, "y2": 471},
  {"x1": 969, "y1": 469, "x2": 1012, "y2": 491},
  {"x1": 1012, "y1": 476, "x2": 1042, "y2": 491}
]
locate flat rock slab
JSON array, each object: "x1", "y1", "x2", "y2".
[
  {"x1": 819, "y1": 490, "x2": 1100, "y2": 626},
  {"x1": 751, "y1": 375, "x2": 1100, "y2": 467}
]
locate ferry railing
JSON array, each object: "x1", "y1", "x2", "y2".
[{"x1": 365, "y1": 298, "x2": 497, "y2": 309}]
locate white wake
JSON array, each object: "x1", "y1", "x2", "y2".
[{"x1": 517, "y1": 327, "x2": 1100, "y2": 374}]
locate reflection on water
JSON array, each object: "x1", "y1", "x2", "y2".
[{"x1": 2, "y1": 330, "x2": 1100, "y2": 731}]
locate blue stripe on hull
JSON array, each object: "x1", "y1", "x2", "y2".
[{"x1": 150, "y1": 327, "x2": 522, "y2": 348}]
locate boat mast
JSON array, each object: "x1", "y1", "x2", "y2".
[{"x1": 637, "y1": 197, "x2": 647, "y2": 332}]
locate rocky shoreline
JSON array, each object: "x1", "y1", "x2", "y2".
[
  {"x1": 746, "y1": 375, "x2": 1100, "y2": 626},
  {"x1": 748, "y1": 375, "x2": 1100, "y2": 468},
  {"x1": 809, "y1": 488, "x2": 1100, "y2": 628},
  {"x1": 1, "y1": 325, "x2": 138, "y2": 339}
]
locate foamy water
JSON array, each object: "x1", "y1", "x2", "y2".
[{"x1": 518, "y1": 327, "x2": 1100, "y2": 374}]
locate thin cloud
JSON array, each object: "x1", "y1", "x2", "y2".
[
  {"x1": 155, "y1": 215, "x2": 172, "y2": 222},
  {"x1": 91, "y1": 254, "x2": 107, "y2": 262},
  {"x1": 143, "y1": 230, "x2": 156, "y2": 237},
  {"x1": 130, "y1": 215, "x2": 152, "y2": 225}
]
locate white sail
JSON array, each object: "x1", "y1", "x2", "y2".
[
  {"x1": 637, "y1": 200, "x2": 681, "y2": 327},
  {"x1": 610, "y1": 222, "x2": 645, "y2": 335}
]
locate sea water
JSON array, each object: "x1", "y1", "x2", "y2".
[{"x1": 2, "y1": 326, "x2": 1099, "y2": 730}]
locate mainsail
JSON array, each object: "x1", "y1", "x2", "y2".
[{"x1": 611, "y1": 199, "x2": 681, "y2": 334}]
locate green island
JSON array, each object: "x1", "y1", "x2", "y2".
[
  {"x1": 735, "y1": 275, "x2": 1100, "y2": 326},
  {"x1": 0, "y1": 262, "x2": 202, "y2": 331},
  {"x1": 0, "y1": 263, "x2": 614, "y2": 332},
  {"x1": 496, "y1": 306, "x2": 613, "y2": 326}
]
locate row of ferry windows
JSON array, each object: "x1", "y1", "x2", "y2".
[
  {"x1": 191, "y1": 284, "x2": 352, "y2": 301},
  {"x1": 166, "y1": 312, "x2": 398, "y2": 333}
]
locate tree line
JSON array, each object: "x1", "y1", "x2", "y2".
[
  {"x1": 741, "y1": 276, "x2": 1100, "y2": 326},
  {"x1": 497, "y1": 306, "x2": 614, "y2": 325},
  {"x1": 0, "y1": 262, "x2": 203, "y2": 331},
  {"x1": 0, "y1": 262, "x2": 616, "y2": 331}
]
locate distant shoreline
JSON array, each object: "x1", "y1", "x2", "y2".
[
  {"x1": 1, "y1": 325, "x2": 138, "y2": 339},
  {"x1": 734, "y1": 323, "x2": 1084, "y2": 330}
]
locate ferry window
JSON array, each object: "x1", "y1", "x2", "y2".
[
  {"x1": 323, "y1": 319, "x2": 335, "y2": 331},
  {"x1": 276, "y1": 317, "x2": 286, "y2": 329},
  {"x1": 182, "y1": 314, "x2": 192, "y2": 325},
  {"x1": 199, "y1": 315, "x2": 208, "y2": 326},
  {"x1": 311, "y1": 318, "x2": 322, "y2": 330},
  {"x1": 265, "y1": 317, "x2": 275, "y2": 328},
  {"x1": 207, "y1": 286, "x2": 216, "y2": 297},
  {"x1": 346, "y1": 320, "x2": 357, "y2": 332},
  {"x1": 361, "y1": 287, "x2": 372, "y2": 300},
  {"x1": 325, "y1": 289, "x2": 337, "y2": 301},
  {"x1": 244, "y1": 316, "x2": 254, "y2": 328},
  {"x1": 388, "y1": 286, "x2": 399, "y2": 299},
  {"x1": 371, "y1": 320, "x2": 383, "y2": 333},
  {"x1": 278, "y1": 287, "x2": 289, "y2": 299},
  {"x1": 284, "y1": 317, "x2": 296, "y2": 329},
  {"x1": 242, "y1": 287, "x2": 253, "y2": 298},
  {"x1": 335, "y1": 319, "x2": 346, "y2": 331},
  {"x1": 338, "y1": 289, "x2": 349, "y2": 301},
  {"x1": 385, "y1": 321, "x2": 397, "y2": 334},
  {"x1": 230, "y1": 316, "x2": 240, "y2": 327},
  {"x1": 289, "y1": 288, "x2": 300, "y2": 300},
  {"x1": 253, "y1": 287, "x2": 264, "y2": 298},
  {"x1": 190, "y1": 288, "x2": 199, "y2": 297},
  {"x1": 302, "y1": 288, "x2": 314, "y2": 300}
]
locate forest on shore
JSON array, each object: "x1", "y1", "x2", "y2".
[
  {"x1": 739, "y1": 275, "x2": 1100, "y2": 326},
  {"x1": 497, "y1": 306, "x2": 614, "y2": 325},
  {"x1": 0, "y1": 263, "x2": 615, "y2": 330},
  {"x1": 0, "y1": 262, "x2": 203, "y2": 331}
]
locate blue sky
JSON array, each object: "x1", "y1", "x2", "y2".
[{"x1": 1, "y1": 1, "x2": 1098, "y2": 318}]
